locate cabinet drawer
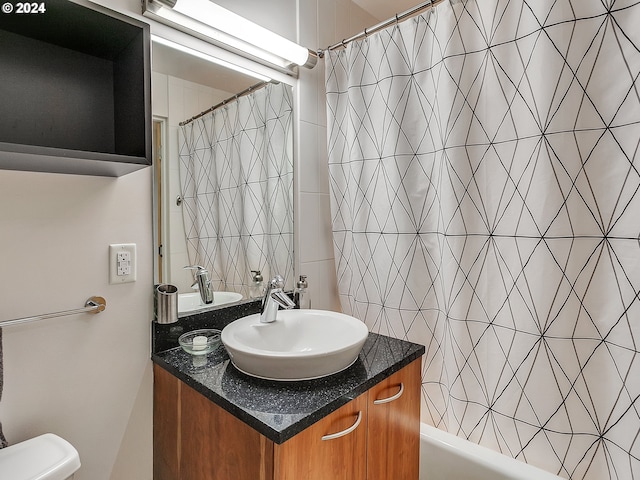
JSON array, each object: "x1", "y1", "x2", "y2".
[{"x1": 274, "y1": 393, "x2": 368, "y2": 480}]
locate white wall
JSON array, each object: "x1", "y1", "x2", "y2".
[
  {"x1": 0, "y1": 0, "x2": 380, "y2": 479},
  {"x1": 0, "y1": 169, "x2": 154, "y2": 480}
]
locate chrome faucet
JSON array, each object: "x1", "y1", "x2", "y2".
[
  {"x1": 184, "y1": 265, "x2": 214, "y2": 305},
  {"x1": 260, "y1": 275, "x2": 295, "y2": 323}
]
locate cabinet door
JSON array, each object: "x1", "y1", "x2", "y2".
[
  {"x1": 274, "y1": 392, "x2": 368, "y2": 480},
  {"x1": 153, "y1": 364, "x2": 274, "y2": 480},
  {"x1": 367, "y1": 359, "x2": 421, "y2": 480},
  {"x1": 180, "y1": 381, "x2": 274, "y2": 480}
]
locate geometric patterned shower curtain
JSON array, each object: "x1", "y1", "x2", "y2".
[
  {"x1": 179, "y1": 82, "x2": 294, "y2": 296},
  {"x1": 326, "y1": 1, "x2": 640, "y2": 478}
]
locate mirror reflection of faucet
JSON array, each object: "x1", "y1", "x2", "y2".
[
  {"x1": 260, "y1": 275, "x2": 295, "y2": 323},
  {"x1": 184, "y1": 265, "x2": 214, "y2": 305}
]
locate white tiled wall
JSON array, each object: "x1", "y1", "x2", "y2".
[{"x1": 297, "y1": 0, "x2": 378, "y2": 311}]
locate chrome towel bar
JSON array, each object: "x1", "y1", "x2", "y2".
[{"x1": 0, "y1": 296, "x2": 107, "y2": 328}]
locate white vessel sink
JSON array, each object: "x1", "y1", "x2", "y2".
[
  {"x1": 178, "y1": 291, "x2": 243, "y2": 313},
  {"x1": 221, "y1": 309, "x2": 369, "y2": 381}
]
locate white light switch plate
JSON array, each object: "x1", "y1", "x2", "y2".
[{"x1": 109, "y1": 243, "x2": 137, "y2": 284}]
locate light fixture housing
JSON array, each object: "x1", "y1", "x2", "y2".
[
  {"x1": 143, "y1": 0, "x2": 317, "y2": 73},
  {"x1": 151, "y1": 34, "x2": 271, "y2": 82}
]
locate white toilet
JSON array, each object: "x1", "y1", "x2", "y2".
[{"x1": 0, "y1": 433, "x2": 80, "y2": 479}]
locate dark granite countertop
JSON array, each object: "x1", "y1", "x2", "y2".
[{"x1": 152, "y1": 300, "x2": 425, "y2": 444}]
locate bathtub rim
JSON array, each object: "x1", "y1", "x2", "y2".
[{"x1": 420, "y1": 423, "x2": 564, "y2": 480}]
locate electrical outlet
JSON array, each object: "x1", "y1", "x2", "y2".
[
  {"x1": 109, "y1": 244, "x2": 136, "y2": 284},
  {"x1": 117, "y1": 251, "x2": 131, "y2": 275}
]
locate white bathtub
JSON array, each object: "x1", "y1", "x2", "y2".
[{"x1": 419, "y1": 424, "x2": 564, "y2": 480}]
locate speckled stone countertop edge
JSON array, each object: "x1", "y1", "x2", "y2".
[{"x1": 152, "y1": 337, "x2": 424, "y2": 444}]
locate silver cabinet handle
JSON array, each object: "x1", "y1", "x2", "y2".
[
  {"x1": 321, "y1": 411, "x2": 362, "y2": 441},
  {"x1": 373, "y1": 383, "x2": 404, "y2": 405}
]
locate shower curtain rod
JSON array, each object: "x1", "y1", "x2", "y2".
[
  {"x1": 179, "y1": 80, "x2": 271, "y2": 126},
  {"x1": 320, "y1": 0, "x2": 445, "y2": 54}
]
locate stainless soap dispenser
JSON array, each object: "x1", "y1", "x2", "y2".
[
  {"x1": 250, "y1": 270, "x2": 264, "y2": 298},
  {"x1": 294, "y1": 274, "x2": 311, "y2": 309}
]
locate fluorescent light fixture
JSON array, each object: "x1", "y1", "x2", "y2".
[
  {"x1": 145, "y1": 0, "x2": 316, "y2": 69},
  {"x1": 151, "y1": 34, "x2": 271, "y2": 82}
]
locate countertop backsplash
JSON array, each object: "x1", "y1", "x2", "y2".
[{"x1": 152, "y1": 298, "x2": 261, "y2": 353}]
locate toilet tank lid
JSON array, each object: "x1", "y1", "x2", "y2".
[{"x1": 0, "y1": 433, "x2": 80, "y2": 480}]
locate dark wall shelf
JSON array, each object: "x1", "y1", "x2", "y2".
[{"x1": 0, "y1": 0, "x2": 151, "y2": 176}]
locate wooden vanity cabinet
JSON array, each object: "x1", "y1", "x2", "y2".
[
  {"x1": 154, "y1": 366, "x2": 273, "y2": 480},
  {"x1": 153, "y1": 358, "x2": 421, "y2": 480}
]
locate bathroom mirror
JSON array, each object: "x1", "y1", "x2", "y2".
[{"x1": 151, "y1": 38, "x2": 295, "y2": 315}]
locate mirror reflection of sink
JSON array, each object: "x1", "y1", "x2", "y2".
[
  {"x1": 178, "y1": 292, "x2": 243, "y2": 313},
  {"x1": 220, "y1": 309, "x2": 369, "y2": 381}
]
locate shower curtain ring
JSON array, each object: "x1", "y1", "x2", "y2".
[{"x1": 395, "y1": 14, "x2": 400, "y2": 24}]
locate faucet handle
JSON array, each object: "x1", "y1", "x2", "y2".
[
  {"x1": 268, "y1": 275, "x2": 285, "y2": 289},
  {"x1": 262, "y1": 275, "x2": 286, "y2": 311},
  {"x1": 184, "y1": 265, "x2": 207, "y2": 272},
  {"x1": 260, "y1": 274, "x2": 295, "y2": 322}
]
